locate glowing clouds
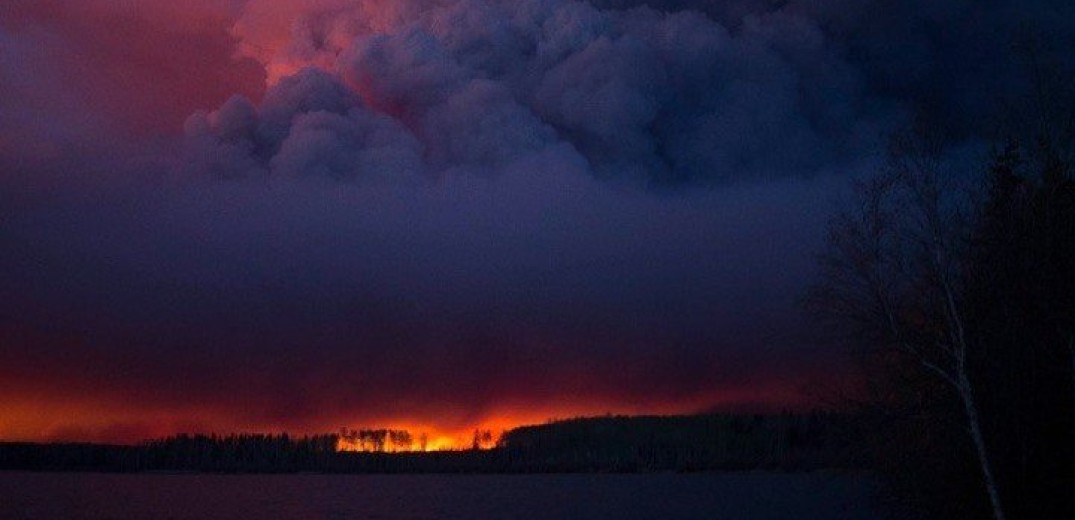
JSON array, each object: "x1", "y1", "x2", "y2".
[
  {"x1": 4, "y1": 0, "x2": 879, "y2": 438},
  {"x1": 200, "y1": 0, "x2": 884, "y2": 182},
  {"x1": 8, "y1": 0, "x2": 1071, "y2": 445}
]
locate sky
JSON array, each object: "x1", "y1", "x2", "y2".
[{"x1": 1, "y1": 0, "x2": 1073, "y2": 445}]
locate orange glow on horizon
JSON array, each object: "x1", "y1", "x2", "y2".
[
  {"x1": 335, "y1": 430, "x2": 472, "y2": 453},
  {"x1": 0, "y1": 361, "x2": 817, "y2": 446},
  {"x1": 0, "y1": 386, "x2": 813, "y2": 447},
  {"x1": 330, "y1": 413, "x2": 571, "y2": 453}
]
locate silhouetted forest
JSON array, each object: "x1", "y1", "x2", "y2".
[
  {"x1": 807, "y1": 65, "x2": 1075, "y2": 519},
  {"x1": 0, "y1": 413, "x2": 855, "y2": 474},
  {"x1": 498, "y1": 413, "x2": 852, "y2": 472}
]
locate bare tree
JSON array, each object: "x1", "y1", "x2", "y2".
[
  {"x1": 808, "y1": 127, "x2": 1006, "y2": 520},
  {"x1": 370, "y1": 429, "x2": 388, "y2": 452},
  {"x1": 471, "y1": 429, "x2": 494, "y2": 450},
  {"x1": 388, "y1": 430, "x2": 413, "y2": 452}
]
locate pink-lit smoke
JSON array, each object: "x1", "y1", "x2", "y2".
[{"x1": 1, "y1": 0, "x2": 1072, "y2": 442}]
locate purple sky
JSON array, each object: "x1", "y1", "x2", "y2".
[{"x1": 1, "y1": 0, "x2": 1072, "y2": 444}]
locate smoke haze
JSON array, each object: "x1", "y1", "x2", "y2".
[{"x1": 2, "y1": 0, "x2": 1072, "y2": 442}]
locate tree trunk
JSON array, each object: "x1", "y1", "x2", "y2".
[
  {"x1": 959, "y1": 371, "x2": 1007, "y2": 520},
  {"x1": 1069, "y1": 335, "x2": 1074, "y2": 403}
]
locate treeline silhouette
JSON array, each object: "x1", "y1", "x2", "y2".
[
  {"x1": 0, "y1": 413, "x2": 855, "y2": 474},
  {"x1": 498, "y1": 413, "x2": 851, "y2": 472},
  {"x1": 808, "y1": 70, "x2": 1075, "y2": 518},
  {"x1": 338, "y1": 428, "x2": 416, "y2": 452}
]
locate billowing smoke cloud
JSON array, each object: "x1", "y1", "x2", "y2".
[
  {"x1": 203, "y1": 0, "x2": 1075, "y2": 184},
  {"x1": 183, "y1": 69, "x2": 427, "y2": 180},
  {"x1": 194, "y1": 0, "x2": 887, "y2": 182},
  {"x1": 2, "y1": 0, "x2": 1073, "y2": 442}
]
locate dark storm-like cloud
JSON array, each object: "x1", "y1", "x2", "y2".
[
  {"x1": 1, "y1": 159, "x2": 839, "y2": 433},
  {"x1": 195, "y1": 0, "x2": 888, "y2": 182},
  {"x1": 193, "y1": 0, "x2": 1075, "y2": 185},
  {"x1": 597, "y1": 0, "x2": 1075, "y2": 136},
  {"x1": 2, "y1": 0, "x2": 1073, "y2": 440}
]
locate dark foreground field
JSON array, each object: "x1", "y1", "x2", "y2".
[{"x1": 0, "y1": 471, "x2": 881, "y2": 520}]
